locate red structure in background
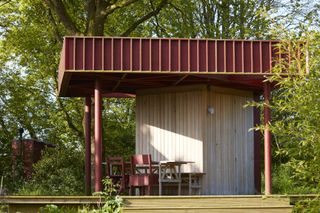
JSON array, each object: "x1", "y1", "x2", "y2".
[{"x1": 12, "y1": 139, "x2": 56, "y2": 179}]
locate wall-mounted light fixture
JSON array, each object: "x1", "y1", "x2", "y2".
[{"x1": 208, "y1": 106, "x2": 215, "y2": 114}]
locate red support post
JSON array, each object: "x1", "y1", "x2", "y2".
[
  {"x1": 263, "y1": 82, "x2": 272, "y2": 195},
  {"x1": 94, "y1": 79, "x2": 103, "y2": 192},
  {"x1": 253, "y1": 93, "x2": 261, "y2": 194},
  {"x1": 85, "y1": 96, "x2": 91, "y2": 195}
]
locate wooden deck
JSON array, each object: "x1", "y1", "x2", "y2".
[
  {"x1": 122, "y1": 196, "x2": 292, "y2": 212},
  {"x1": 1, "y1": 195, "x2": 311, "y2": 213}
]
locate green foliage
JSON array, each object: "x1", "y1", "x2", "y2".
[
  {"x1": 0, "y1": 204, "x2": 8, "y2": 213},
  {"x1": 148, "y1": 0, "x2": 276, "y2": 39},
  {"x1": 272, "y1": 165, "x2": 296, "y2": 194},
  {"x1": 16, "y1": 147, "x2": 85, "y2": 195},
  {"x1": 272, "y1": 165, "x2": 319, "y2": 194},
  {"x1": 103, "y1": 98, "x2": 135, "y2": 160},
  {"x1": 90, "y1": 178, "x2": 123, "y2": 213},
  {"x1": 41, "y1": 204, "x2": 65, "y2": 213},
  {"x1": 40, "y1": 204, "x2": 78, "y2": 213},
  {"x1": 265, "y1": 32, "x2": 320, "y2": 193},
  {"x1": 293, "y1": 197, "x2": 320, "y2": 213},
  {"x1": 38, "y1": 177, "x2": 122, "y2": 213}
]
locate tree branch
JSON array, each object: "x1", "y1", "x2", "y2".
[
  {"x1": 0, "y1": 0, "x2": 10, "y2": 8},
  {"x1": 57, "y1": 99, "x2": 84, "y2": 139},
  {"x1": 44, "y1": 0, "x2": 80, "y2": 35},
  {"x1": 85, "y1": 0, "x2": 112, "y2": 35},
  {"x1": 149, "y1": 0, "x2": 169, "y2": 37},
  {"x1": 105, "y1": 0, "x2": 139, "y2": 15},
  {"x1": 85, "y1": 0, "x2": 95, "y2": 34},
  {"x1": 47, "y1": 8, "x2": 63, "y2": 43},
  {"x1": 0, "y1": 116, "x2": 10, "y2": 137},
  {"x1": 121, "y1": 0, "x2": 169, "y2": 37}
]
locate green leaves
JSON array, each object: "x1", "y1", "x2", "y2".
[
  {"x1": 151, "y1": 0, "x2": 276, "y2": 39},
  {"x1": 103, "y1": 98, "x2": 135, "y2": 160},
  {"x1": 17, "y1": 147, "x2": 85, "y2": 195},
  {"x1": 268, "y1": 33, "x2": 320, "y2": 192}
]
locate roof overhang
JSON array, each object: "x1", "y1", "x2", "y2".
[{"x1": 58, "y1": 37, "x2": 307, "y2": 97}]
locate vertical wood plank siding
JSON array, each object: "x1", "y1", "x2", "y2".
[
  {"x1": 136, "y1": 89, "x2": 205, "y2": 172},
  {"x1": 136, "y1": 86, "x2": 254, "y2": 194},
  {"x1": 203, "y1": 89, "x2": 254, "y2": 195}
]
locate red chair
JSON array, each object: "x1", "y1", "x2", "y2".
[
  {"x1": 129, "y1": 154, "x2": 158, "y2": 195},
  {"x1": 106, "y1": 156, "x2": 128, "y2": 192}
]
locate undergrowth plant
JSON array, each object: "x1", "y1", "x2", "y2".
[
  {"x1": 90, "y1": 177, "x2": 123, "y2": 213},
  {"x1": 293, "y1": 196, "x2": 320, "y2": 213},
  {"x1": 39, "y1": 177, "x2": 123, "y2": 213}
]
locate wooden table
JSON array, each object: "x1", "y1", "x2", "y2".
[
  {"x1": 181, "y1": 172, "x2": 205, "y2": 195},
  {"x1": 158, "y1": 160, "x2": 194, "y2": 195}
]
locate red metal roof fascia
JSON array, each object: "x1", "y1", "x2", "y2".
[
  {"x1": 57, "y1": 37, "x2": 308, "y2": 97},
  {"x1": 63, "y1": 35, "x2": 281, "y2": 42},
  {"x1": 59, "y1": 37, "x2": 308, "y2": 75},
  {"x1": 61, "y1": 37, "x2": 284, "y2": 74}
]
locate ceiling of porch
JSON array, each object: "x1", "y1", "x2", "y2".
[{"x1": 62, "y1": 72, "x2": 270, "y2": 97}]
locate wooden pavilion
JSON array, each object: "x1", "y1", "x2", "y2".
[{"x1": 57, "y1": 37, "x2": 307, "y2": 195}]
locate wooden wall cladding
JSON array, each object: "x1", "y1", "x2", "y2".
[{"x1": 136, "y1": 85, "x2": 255, "y2": 195}]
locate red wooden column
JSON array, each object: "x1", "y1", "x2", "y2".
[
  {"x1": 253, "y1": 93, "x2": 261, "y2": 194},
  {"x1": 94, "y1": 79, "x2": 103, "y2": 192},
  {"x1": 263, "y1": 82, "x2": 272, "y2": 195},
  {"x1": 84, "y1": 96, "x2": 91, "y2": 195}
]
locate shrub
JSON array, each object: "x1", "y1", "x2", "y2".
[
  {"x1": 17, "y1": 147, "x2": 85, "y2": 195},
  {"x1": 39, "y1": 177, "x2": 123, "y2": 213}
]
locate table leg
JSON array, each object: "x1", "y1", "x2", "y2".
[
  {"x1": 189, "y1": 173, "x2": 192, "y2": 195},
  {"x1": 159, "y1": 164, "x2": 162, "y2": 196},
  {"x1": 198, "y1": 175, "x2": 202, "y2": 195},
  {"x1": 178, "y1": 165, "x2": 181, "y2": 195}
]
